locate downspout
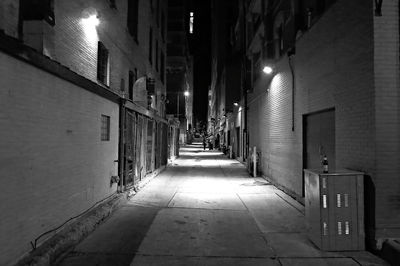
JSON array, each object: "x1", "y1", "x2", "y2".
[
  {"x1": 118, "y1": 98, "x2": 126, "y2": 192},
  {"x1": 288, "y1": 52, "x2": 295, "y2": 131},
  {"x1": 242, "y1": 0, "x2": 248, "y2": 160}
]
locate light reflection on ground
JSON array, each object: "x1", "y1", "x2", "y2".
[{"x1": 176, "y1": 142, "x2": 237, "y2": 167}]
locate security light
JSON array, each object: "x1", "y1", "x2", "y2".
[
  {"x1": 262, "y1": 65, "x2": 273, "y2": 75},
  {"x1": 184, "y1": 91, "x2": 190, "y2": 97},
  {"x1": 83, "y1": 15, "x2": 100, "y2": 27}
]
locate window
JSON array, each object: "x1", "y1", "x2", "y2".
[
  {"x1": 149, "y1": 28, "x2": 153, "y2": 64},
  {"x1": 160, "y1": 50, "x2": 165, "y2": 83},
  {"x1": 97, "y1": 41, "x2": 109, "y2": 85},
  {"x1": 109, "y1": 0, "x2": 116, "y2": 9},
  {"x1": 127, "y1": 0, "x2": 139, "y2": 41},
  {"x1": 155, "y1": 40, "x2": 159, "y2": 71},
  {"x1": 101, "y1": 115, "x2": 110, "y2": 141},
  {"x1": 20, "y1": 0, "x2": 55, "y2": 26},
  {"x1": 120, "y1": 78, "x2": 125, "y2": 95},
  {"x1": 189, "y1": 12, "x2": 194, "y2": 34},
  {"x1": 128, "y1": 70, "x2": 134, "y2": 100}
]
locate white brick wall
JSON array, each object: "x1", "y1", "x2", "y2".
[
  {"x1": 248, "y1": 0, "x2": 400, "y2": 244},
  {"x1": 0, "y1": 52, "x2": 119, "y2": 265},
  {"x1": 46, "y1": 0, "x2": 166, "y2": 112}
]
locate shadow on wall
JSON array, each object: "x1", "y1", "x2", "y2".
[{"x1": 364, "y1": 175, "x2": 376, "y2": 250}]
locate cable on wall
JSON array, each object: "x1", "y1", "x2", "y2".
[{"x1": 30, "y1": 192, "x2": 118, "y2": 251}]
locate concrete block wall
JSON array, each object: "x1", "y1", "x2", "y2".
[
  {"x1": 373, "y1": 0, "x2": 400, "y2": 243},
  {"x1": 0, "y1": 52, "x2": 119, "y2": 265}
]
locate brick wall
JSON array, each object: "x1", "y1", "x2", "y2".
[
  {"x1": 38, "y1": 0, "x2": 166, "y2": 114},
  {"x1": 248, "y1": 0, "x2": 400, "y2": 246},
  {"x1": 249, "y1": 0, "x2": 375, "y2": 194},
  {"x1": 0, "y1": 52, "x2": 119, "y2": 265},
  {"x1": 296, "y1": 0, "x2": 375, "y2": 180}
]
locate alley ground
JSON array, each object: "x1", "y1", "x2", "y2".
[{"x1": 58, "y1": 143, "x2": 388, "y2": 266}]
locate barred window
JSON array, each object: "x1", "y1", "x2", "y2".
[{"x1": 101, "y1": 115, "x2": 110, "y2": 141}]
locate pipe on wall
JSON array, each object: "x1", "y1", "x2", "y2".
[{"x1": 288, "y1": 51, "x2": 295, "y2": 131}]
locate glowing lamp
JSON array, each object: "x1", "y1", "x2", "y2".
[
  {"x1": 262, "y1": 65, "x2": 273, "y2": 75},
  {"x1": 83, "y1": 15, "x2": 100, "y2": 27},
  {"x1": 184, "y1": 91, "x2": 190, "y2": 97}
]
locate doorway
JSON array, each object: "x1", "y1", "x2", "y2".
[{"x1": 303, "y1": 108, "x2": 335, "y2": 195}]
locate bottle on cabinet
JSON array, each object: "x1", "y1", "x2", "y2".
[{"x1": 322, "y1": 155, "x2": 329, "y2": 173}]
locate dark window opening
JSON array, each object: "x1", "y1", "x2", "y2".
[
  {"x1": 97, "y1": 41, "x2": 109, "y2": 85},
  {"x1": 127, "y1": 0, "x2": 139, "y2": 41},
  {"x1": 109, "y1": 0, "x2": 117, "y2": 9},
  {"x1": 19, "y1": 0, "x2": 55, "y2": 27},
  {"x1": 129, "y1": 70, "x2": 134, "y2": 100}
]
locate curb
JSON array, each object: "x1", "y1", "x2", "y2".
[
  {"x1": 15, "y1": 166, "x2": 168, "y2": 266},
  {"x1": 15, "y1": 193, "x2": 128, "y2": 266}
]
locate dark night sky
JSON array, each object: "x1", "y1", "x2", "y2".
[{"x1": 191, "y1": 0, "x2": 211, "y2": 125}]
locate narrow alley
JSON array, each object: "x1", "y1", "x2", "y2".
[{"x1": 57, "y1": 143, "x2": 386, "y2": 266}]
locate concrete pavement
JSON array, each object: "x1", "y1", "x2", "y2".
[{"x1": 58, "y1": 143, "x2": 389, "y2": 266}]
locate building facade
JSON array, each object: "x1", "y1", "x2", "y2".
[
  {"x1": 209, "y1": 0, "x2": 241, "y2": 154},
  {"x1": 210, "y1": 0, "x2": 400, "y2": 251},
  {"x1": 0, "y1": 0, "x2": 180, "y2": 264},
  {"x1": 166, "y1": 0, "x2": 194, "y2": 144}
]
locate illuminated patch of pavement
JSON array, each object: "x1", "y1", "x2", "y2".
[{"x1": 58, "y1": 142, "x2": 389, "y2": 266}]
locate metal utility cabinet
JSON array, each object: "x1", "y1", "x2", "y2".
[{"x1": 304, "y1": 169, "x2": 365, "y2": 251}]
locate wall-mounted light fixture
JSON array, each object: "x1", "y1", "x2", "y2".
[
  {"x1": 262, "y1": 65, "x2": 274, "y2": 75},
  {"x1": 184, "y1": 91, "x2": 190, "y2": 97},
  {"x1": 233, "y1": 102, "x2": 239, "y2": 107},
  {"x1": 82, "y1": 14, "x2": 100, "y2": 27},
  {"x1": 81, "y1": 13, "x2": 100, "y2": 43}
]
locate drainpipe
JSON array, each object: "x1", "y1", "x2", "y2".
[
  {"x1": 242, "y1": 0, "x2": 248, "y2": 161},
  {"x1": 288, "y1": 50, "x2": 295, "y2": 131},
  {"x1": 118, "y1": 98, "x2": 126, "y2": 192}
]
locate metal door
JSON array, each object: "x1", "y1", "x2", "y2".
[{"x1": 304, "y1": 109, "x2": 335, "y2": 193}]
